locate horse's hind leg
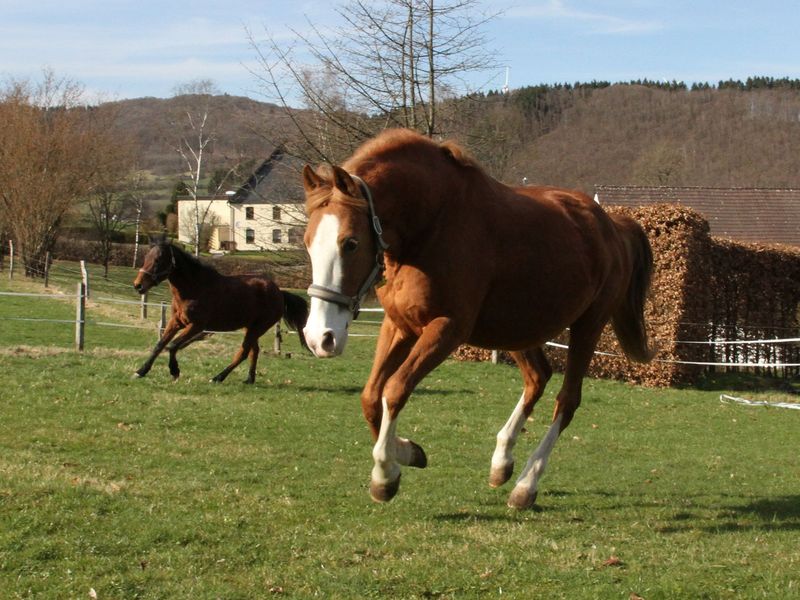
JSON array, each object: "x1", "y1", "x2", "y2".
[
  {"x1": 507, "y1": 321, "x2": 604, "y2": 510},
  {"x1": 244, "y1": 342, "x2": 260, "y2": 384},
  {"x1": 490, "y1": 347, "x2": 552, "y2": 488},
  {"x1": 212, "y1": 329, "x2": 260, "y2": 383}
]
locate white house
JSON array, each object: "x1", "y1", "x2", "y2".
[{"x1": 177, "y1": 147, "x2": 306, "y2": 252}]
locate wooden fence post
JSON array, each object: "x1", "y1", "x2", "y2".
[
  {"x1": 75, "y1": 282, "x2": 85, "y2": 351},
  {"x1": 159, "y1": 302, "x2": 167, "y2": 337},
  {"x1": 44, "y1": 252, "x2": 51, "y2": 288},
  {"x1": 491, "y1": 350, "x2": 499, "y2": 365},
  {"x1": 80, "y1": 260, "x2": 90, "y2": 298},
  {"x1": 274, "y1": 322, "x2": 282, "y2": 354},
  {"x1": 8, "y1": 240, "x2": 13, "y2": 280},
  {"x1": 140, "y1": 293, "x2": 148, "y2": 320}
]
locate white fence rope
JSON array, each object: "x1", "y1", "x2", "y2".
[
  {"x1": 720, "y1": 394, "x2": 800, "y2": 410},
  {"x1": 1, "y1": 288, "x2": 798, "y2": 369}
]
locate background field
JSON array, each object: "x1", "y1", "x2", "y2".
[{"x1": 0, "y1": 270, "x2": 798, "y2": 599}]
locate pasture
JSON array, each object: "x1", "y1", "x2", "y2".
[{"x1": 0, "y1": 272, "x2": 798, "y2": 599}]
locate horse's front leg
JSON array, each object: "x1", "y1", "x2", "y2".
[
  {"x1": 166, "y1": 323, "x2": 205, "y2": 380},
  {"x1": 367, "y1": 316, "x2": 464, "y2": 503},
  {"x1": 135, "y1": 318, "x2": 183, "y2": 378}
]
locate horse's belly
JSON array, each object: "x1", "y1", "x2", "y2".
[{"x1": 468, "y1": 284, "x2": 592, "y2": 350}]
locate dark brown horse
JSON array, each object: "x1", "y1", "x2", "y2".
[
  {"x1": 132, "y1": 239, "x2": 308, "y2": 384},
  {"x1": 302, "y1": 128, "x2": 654, "y2": 509}
]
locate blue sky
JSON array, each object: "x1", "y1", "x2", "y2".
[{"x1": 2, "y1": 0, "x2": 799, "y2": 103}]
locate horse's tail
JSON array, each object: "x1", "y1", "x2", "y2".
[
  {"x1": 281, "y1": 291, "x2": 310, "y2": 351},
  {"x1": 610, "y1": 215, "x2": 655, "y2": 363}
]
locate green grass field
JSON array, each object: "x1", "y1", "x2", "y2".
[{"x1": 0, "y1": 269, "x2": 798, "y2": 599}]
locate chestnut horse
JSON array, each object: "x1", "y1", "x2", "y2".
[
  {"x1": 302, "y1": 128, "x2": 654, "y2": 509},
  {"x1": 132, "y1": 240, "x2": 309, "y2": 384}
]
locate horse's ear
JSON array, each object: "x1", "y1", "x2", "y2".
[
  {"x1": 331, "y1": 165, "x2": 359, "y2": 197},
  {"x1": 302, "y1": 165, "x2": 326, "y2": 192}
]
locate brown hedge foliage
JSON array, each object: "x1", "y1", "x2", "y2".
[{"x1": 453, "y1": 204, "x2": 800, "y2": 387}]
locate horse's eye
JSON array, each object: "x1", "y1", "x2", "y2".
[{"x1": 342, "y1": 237, "x2": 359, "y2": 254}]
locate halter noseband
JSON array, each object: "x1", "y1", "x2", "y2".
[
  {"x1": 307, "y1": 174, "x2": 388, "y2": 319},
  {"x1": 138, "y1": 244, "x2": 176, "y2": 283}
]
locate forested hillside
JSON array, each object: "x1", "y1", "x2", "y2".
[
  {"x1": 107, "y1": 94, "x2": 293, "y2": 175},
  {"x1": 112, "y1": 78, "x2": 800, "y2": 194}
]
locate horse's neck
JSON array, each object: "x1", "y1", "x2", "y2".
[
  {"x1": 375, "y1": 178, "x2": 450, "y2": 259},
  {"x1": 168, "y1": 250, "x2": 217, "y2": 292}
]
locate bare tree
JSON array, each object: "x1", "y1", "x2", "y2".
[
  {"x1": 128, "y1": 170, "x2": 147, "y2": 268},
  {"x1": 249, "y1": 0, "x2": 500, "y2": 162},
  {"x1": 170, "y1": 79, "x2": 221, "y2": 255},
  {"x1": 173, "y1": 79, "x2": 256, "y2": 256},
  {"x1": 86, "y1": 171, "x2": 143, "y2": 277},
  {"x1": 0, "y1": 70, "x2": 127, "y2": 276}
]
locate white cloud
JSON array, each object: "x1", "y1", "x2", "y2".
[{"x1": 507, "y1": 0, "x2": 662, "y2": 35}]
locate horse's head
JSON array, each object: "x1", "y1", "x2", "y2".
[
  {"x1": 302, "y1": 164, "x2": 387, "y2": 358},
  {"x1": 133, "y1": 240, "x2": 175, "y2": 294}
]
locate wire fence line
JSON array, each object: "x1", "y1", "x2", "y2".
[
  {"x1": 1, "y1": 287, "x2": 798, "y2": 370},
  {"x1": 2, "y1": 246, "x2": 797, "y2": 368}
]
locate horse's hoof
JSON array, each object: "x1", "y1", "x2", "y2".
[
  {"x1": 489, "y1": 463, "x2": 514, "y2": 488},
  {"x1": 132, "y1": 372, "x2": 144, "y2": 379},
  {"x1": 507, "y1": 486, "x2": 537, "y2": 510},
  {"x1": 370, "y1": 475, "x2": 401, "y2": 503},
  {"x1": 408, "y1": 441, "x2": 427, "y2": 469}
]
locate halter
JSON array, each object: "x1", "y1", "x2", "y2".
[
  {"x1": 307, "y1": 174, "x2": 389, "y2": 319},
  {"x1": 138, "y1": 244, "x2": 176, "y2": 283}
]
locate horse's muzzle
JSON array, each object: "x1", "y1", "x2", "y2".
[{"x1": 304, "y1": 326, "x2": 347, "y2": 358}]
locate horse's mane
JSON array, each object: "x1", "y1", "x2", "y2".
[
  {"x1": 161, "y1": 241, "x2": 218, "y2": 276},
  {"x1": 350, "y1": 128, "x2": 487, "y2": 175},
  {"x1": 439, "y1": 139, "x2": 485, "y2": 172},
  {"x1": 306, "y1": 129, "x2": 488, "y2": 215}
]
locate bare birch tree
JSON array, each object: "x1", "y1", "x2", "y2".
[
  {"x1": 169, "y1": 80, "x2": 255, "y2": 254},
  {"x1": 170, "y1": 79, "x2": 220, "y2": 256}
]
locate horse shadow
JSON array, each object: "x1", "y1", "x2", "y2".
[
  {"x1": 292, "y1": 384, "x2": 472, "y2": 396},
  {"x1": 434, "y1": 491, "x2": 800, "y2": 532}
]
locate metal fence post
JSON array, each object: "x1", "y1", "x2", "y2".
[{"x1": 8, "y1": 240, "x2": 13, "y2": 280}]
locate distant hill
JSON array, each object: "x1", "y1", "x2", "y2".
[
  {"x1": 106, "y1": 94, "x2": 294, "y2": 176},
  {"x1": 492, "y1": 81, "x2": 800, "y2": 190},
  {"x1": 105, "y1": 80, "x2": 800, "y2": 194}
]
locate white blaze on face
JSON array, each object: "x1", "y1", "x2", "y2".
[{"x1": 304, "y1": 213, "x2": 352, "y2": 357}]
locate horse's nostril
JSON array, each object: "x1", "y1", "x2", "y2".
[{"x1": 321, "y1": 330, "x2": 335, "y2": 353}]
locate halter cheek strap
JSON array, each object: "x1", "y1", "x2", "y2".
[
  {"x1": 307, "y1": 174, "x2": 388, "y2": 319},
  {"x1": 138, "y1": 245, "x2": 176, "y2": 282}
]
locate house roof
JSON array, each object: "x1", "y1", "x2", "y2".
[
  {"x1": 594, "y1": 185, "x2": 800, "y2": 247},
  {"x1": 230, "y1": 146, "x2": 305, "y2": 205}
]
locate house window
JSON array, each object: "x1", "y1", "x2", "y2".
[
  {"x1": 272, "y1": 206, "x2": 281, "y2": 220},
  {"x1": 288, "y1": 227, "x2": 303, "y2": 245},
  {"x1": 246, "y1": 229, "x2": 255, "y2": 243},
  {"x1": 245, "y1": 207, "x2": 255, "y2": 220},
  {"x1": 272, "y1": 229, "x2": 282, "y2": 243}
]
